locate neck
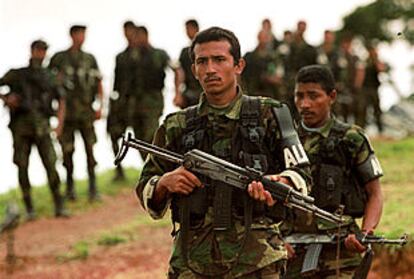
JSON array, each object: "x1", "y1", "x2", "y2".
[{"x1": 206, "y1": 85, "x2": 238, "y2": 107}]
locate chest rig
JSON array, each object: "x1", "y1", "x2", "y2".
[
  {"x1": 305, "y1": 121, "x2": 366, "y2": 218},
  {"x1": 171, "y1": 95, "x2": 278, "y2": 230}
]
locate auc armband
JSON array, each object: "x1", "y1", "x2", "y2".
[
  {"x1": 357, "y1": 153, "x2": 383, "y2": 184},
  {"x1": 272, "y1": 104, "x2": 309, "y2": 168}
]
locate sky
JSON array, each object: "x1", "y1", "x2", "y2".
[{"x1": 0, "y1": 0, "x2": 413, "y2": 193}]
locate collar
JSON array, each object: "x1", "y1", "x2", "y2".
[
  {"x1": 301, "y1": 117, "x2": 335, "y2": 138},
  {"x1": 197, "y1": 86, "x2": 244, "y2": 120}
]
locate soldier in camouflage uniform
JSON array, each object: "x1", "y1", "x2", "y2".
[
  {"x1": 283, "y1": 65, "x2": 383, "y2": 278},
  {"x1": 242, "y1": 30, "x2": 284, "y2": 100},
  {"x1": 0, "y1": 40, "x2": 68, "y2": 219},
  {"x1": 285, "y1": 21, "x2": 318, "y2": 120},
  {"x1": 355, "y1": 43, "x2": 386, "y2": 132},
  {"x1": 107, "y1": 20, "x2": 137, "y2": 181},
  {"x1": 136, "y1": 27, "x2": 311, "y2": 278},
  {"x1": 49, "y1": 25, "x2": 104, "y2": 201},
  {"x1": 174, "y1": 19, "x2": 203, "y2": 109},
  {"x1": 130, "y1": 25, "x2": 176, "y2": 159},
  {"x1": 334, "y1": 34, "x2": 365, "y2": 123}
]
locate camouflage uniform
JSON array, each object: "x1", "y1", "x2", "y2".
[
  {"x1": 137, "y1": 89, "x2": 311, "y2": 278},
  {"x1": 283, "y1": 117, "x2": 383, "y2": 278},
  {"x1": 334, "y1": 51, "x2": 363, "y2": 123},
  {"x1": 178, "y1": 46, "x2": 202, "y2": 108},
  {"x1": 49, "y1": 49, "x2": 101, "y2": 198},
  {"x1": 107, "y1": 47, "x2": 140, "y2": 177},
  {"x1": 242, "y1": 47, "x2": 284, "y2": 100},
  {"x1": 130, "y1": 46, "x2": 169, "y2": 158},
  {"x1": 0, "y1": 61, "x2": 65, "y2": 216},
  {"x1": 356, "y1": 57, "x2": 382, "y2": 131}
]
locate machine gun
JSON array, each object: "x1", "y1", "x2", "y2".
[
  {"x1": 114, "y1": 132, "x2": 344, "y2": 225},
  {"x1": 283, "y1": 232, "x2": 408, "y2": 278}
]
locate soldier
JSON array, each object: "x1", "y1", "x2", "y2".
[
  {"x1": 0, "y1": 40, "x2": 68, "y2": 219},
  {"x1": 261, "y1": 18, "x2": 280, "y2": 50},
  {"x1": 130, "y1": 25, "x2": 177, "y2": 159},
  {"x1": 355, "y1": 43, "x2": 386, "y2": 132},
  {"x1": 49, "y1": 25, "x2": 104, "y2": 201},
  {"x1": 316, "y1": 30, "x2": 341, "y2": 81},
  {"x1": 136, "y1": 27, "x2": 311, "y2": 278},
  {"x1": 242, "y1": 29, "x2": 284, "y2": 99},
  {"x1": 174, "y1": 19, "x2": 203, "y2": 109},
  {"x1": 285, "y1": 20, "x2": 318, "y2": 120},
  {"x1": 283, "y1": 65, "x2": 383, "y2": 278},
  {"x1": 107, "y1": 20, "x2": 137, "y2": 181},
  {"x1": 334, "y1": 34, "x2": 365, "y2": 123}
]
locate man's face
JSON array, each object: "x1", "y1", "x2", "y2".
[
  {"x1": 71, "y1": 31, "x2": 86, "y2": 47},
  {"x1": 186, "y1": 25, "x2": 198, "y2": 40},
  {"x1": 192, "y1": 40, "x2": 244, "y2": 98},
  {"x1": 31, "y1": 48, "x2": 47, "y2": 62},
  {"x1": 124, "y1": 26, "x2": 135, "y2": 43},
  {"x1": 294, "y1": 82, "x2": 335, "y2": 128}
]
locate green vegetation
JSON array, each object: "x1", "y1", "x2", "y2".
[
  {"x1": 0, "y1": 167, "x2": 141, "y2": 220},
  {"x1": 1, "y1": 138, "x2": 414, "y2": 240},
  {"x1": 57, "y1": 240, "x2": 90, "y2": 262}
]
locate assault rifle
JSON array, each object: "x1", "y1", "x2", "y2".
[
  {"x1": 284, "y1": 232, "x2": 408, "y2": 278},
  {"x1": 114, "y1": 132, "x2": 344, "y2": 225}
]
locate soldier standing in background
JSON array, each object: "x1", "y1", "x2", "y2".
[
  {"x1": 334, "y1": 34, "x2": 365, "y2": 123},
  {"x1": 174, "y1": 19, "x2": 202, "y2": 109},
  {"x1": 261, "y1": 18, "x2": 280, "y2": 50},
  {"x1": 0, "y1": 40, "x2": 68, "y2": 219},
  {"x1": 285, "y1": 20, "x2": 318, "y2": 120},
  {"x1": 356, "y1": 43, "x2": 386, "y2": 132},
  {"x1": 107, "y1": 20, "x2": 137, "y2": 181},
  {"x1": 284, "y1": 65, "x2": 383, "y2": 278},
  {"x1": 130, "y1": 25, "x2": 177, "y2": 159},
  {"x1": 242, "y1": 29, "x2": 283, "y2": 99},
  {"x1": 316, "y1": 30, "x2": 341, "y2": 81},
  {"x1": 49, "y1": 25, "x2": 104, "y2": 202}
]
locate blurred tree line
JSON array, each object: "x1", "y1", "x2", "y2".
[{"x1": 338, "y1": 0, "x2": 414, "y2": 44}]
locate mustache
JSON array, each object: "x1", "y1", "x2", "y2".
[
  {"x1": 300, "y1": 109, "x2": 314, "y2": 115},
  {"x1": 204, "y1": 76, "x2": 221, "y2": 82}
]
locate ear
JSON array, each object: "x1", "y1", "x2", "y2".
[
  {"x1": 329, "y1": 89, "x2": 337, "y2": 105},
  {"x1": 191, "y1": 64, "x2": 198, "y2": 80},
  {"x1": 235, "y1": 58, "x2": 246, "y2": 75}
]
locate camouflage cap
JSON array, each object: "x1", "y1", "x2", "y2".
[{"x1": 30, "y1": 39, "x2": 48, "y2": 50}]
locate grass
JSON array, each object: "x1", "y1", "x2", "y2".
[
  {"x1": 1, "y1": 138, "x2": 414, "y2": 240},
  {"x1": 0, "y1": 167, "x2": 141, "y2": 220}
]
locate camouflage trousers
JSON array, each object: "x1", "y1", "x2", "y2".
[
  {"x1": 129, "y1": 93, "x2": 164, "y2": 160},
  {"x1": 59, "y1": 118, "x2": 97, "y2": 176},
  {"x1": 168, "y1": 260, "x2": 286, "y2": 279},
  {"x1": 11, "y1": 129, "x2": 61, "y2": 212},
  {"x1": 354, "y1": 87, "x2": 382, "y2": 131}
]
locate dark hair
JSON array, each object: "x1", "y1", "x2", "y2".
[
  {"x1": 31, "y1": 39, "x2": 48, "y2": 50},
  {"x1": 295, "y1": 65, "x2": 336, "y2": 93},
  {"x1": 135, "y1": 25, "x2": 148, "y2": 36},
  {"x1": 185, "y1": 19, "x2": 199, "y2": 30},
  {"x1": 189, "y1": 26, "x2": 241, "y2": 65},
  {"x1": 123, "y1": 20, "x2": 135, "y2": 29},
  {"x1": 70, "y1": 25, "x2": 86, "y2": 35}
]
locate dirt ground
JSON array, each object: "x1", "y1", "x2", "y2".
[{"x1": 1, "y1": 191, "x2": 412, "y2": 279}]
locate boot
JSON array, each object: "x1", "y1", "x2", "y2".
[
  {"x1": 65, "y1": 175, "x2": 77, "y2": 201},
  {"x1": 52, "y1": 189, "x2": 70, "y2": 218},
  {"x1": 112, "y1": 165, "x2": 125, "y2": 182},
  {"x1": 88, "y1": 174, "x2": 101, "y2": 202},
  {"x1": 23, "y1": 195, "x2": 36, "y2": 221}
]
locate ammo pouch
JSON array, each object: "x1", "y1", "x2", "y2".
[
  {"x1": 314, "y1": 164, "x2": 343, "y2": 211},
  {"x1": 171, "y1": 187, "x2": 209, "y2": 227},
  {"x1": 342, "y1": 180, "x2": 366, "y2": 218}
]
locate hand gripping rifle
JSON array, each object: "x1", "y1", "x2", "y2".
[
  {"x1": 284, "y1": 232, "x2": 408, "y2": 278},
  {"x1": 115, "y1": 132, "x2": 344, "y2": 225}
]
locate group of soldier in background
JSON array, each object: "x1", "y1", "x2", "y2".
[{"x1": 0, "y1": 18, "x2": 386, "y2": 222}]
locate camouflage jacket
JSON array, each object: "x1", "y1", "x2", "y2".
[
  {"x1": 286, "y1": 117, "x2": 383, "y2": 269},
  {"x1": 136, "y1": 89, "x2": 311, "y2": 277},
  {"x1": 242, "y1": 48, "x2": 282, "y2": 98},
  {"x1": 0, "y1": 61, "x2": 63, "y2": 136},
  {"x1": 49, "y1": 49, "x2": 101, "y2": 120}
]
